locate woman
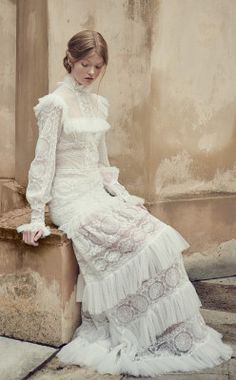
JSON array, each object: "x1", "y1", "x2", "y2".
[{"x1": 17, "y1": 30, "x2": 233, "y2": 377}]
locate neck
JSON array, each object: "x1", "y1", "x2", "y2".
[{"x1": 58, "y1": 73, "x2": 91, "y2": 93}]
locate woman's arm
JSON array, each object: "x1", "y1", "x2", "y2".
[
  {"x1": 98, "y1": 132, "x2": 145, "y2": 206},
  {"x1": 17, "y1": 95, "x2": 64, "y2": 238}
]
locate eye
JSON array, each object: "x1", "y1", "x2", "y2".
[
  {"x1": 96, "y1": 65, "x2": 103, "y2": 69},
  {"x1": 81, "y1": 62, "x2": 88, "y2": 67}
]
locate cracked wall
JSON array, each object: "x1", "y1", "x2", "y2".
[
  {"x1": 150, "y1": 0, "x2": 236, "y2": 201},
  {"x1": 46, "y1": 0, "x2": 236, "y2": 202},
  {"x1": 0, "y1": 0, "x2": 16, "y2": 178}
]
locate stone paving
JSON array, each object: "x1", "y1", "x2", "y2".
[
  {"x1": 0, "y1": 331, "x2": 235, "y2": 380},
  {"x1": 0, "y1": 336, "x2": 56, "y2": 380},
  {"x1": 18, "y1": 339, "x2": 236, "y2": 380}
]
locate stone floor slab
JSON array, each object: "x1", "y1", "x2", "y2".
[
  {"x1": 0, "y1": 336, "x2": 56, "y2": 380},
  {"x1": 29, "y1": 358, "x2": 232, "y2": 380},
  {"x1": 123, "y1": 362, "x2": 230, "y2": 379},
  {"x1": 29, "y1": 357, "x2": 121, "y2": 380},
  {"x1": 229, "y1": 358, "x2": 236, "y2": 380},
  {"x1": 124, "y1": 375, "x2": 229, "y2": 380}
]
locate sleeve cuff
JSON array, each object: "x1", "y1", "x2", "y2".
[
  {"x1": 99, "y1": 166, "x2": 120, "y2": 186},
  {"x1": 16, "y1": 223, "x2": 51, "y2": 238},
  {"x1": 99, "y1": 166, "x2": 145, "y2": 205}
]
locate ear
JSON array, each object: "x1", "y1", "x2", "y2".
[{"x1": 67, "y1": 51, "x2": 74, "y2": 67}]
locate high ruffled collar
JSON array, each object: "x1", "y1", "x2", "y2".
[{"x1": 57, "y1": 74, "x2": 91, "y2": 93}]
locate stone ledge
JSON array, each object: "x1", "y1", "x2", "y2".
[
  {"x1": 149, "y1": 194, "x2": 236, "y2": 255},
  {"x1": 0, "y1": 207, "x2": 67, "y2": 245},
  {"x1": 183, "y1": 239, "x2": 236, "y2": 281},
  {"x1": 149, "y1": 194, "x2": 236, "y2": 281},
  {"x1": 200, "y1": 308, "x2": 236, "y2": 345},
  {"x1": 0, "y1": 180, "x2": 27, "y2": 215},
  {"x1": 193, "y1": 277, "x2": 236, "y2": 313}
]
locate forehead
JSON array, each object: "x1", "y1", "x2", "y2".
[{"x1": 82, "y1": 51, "x2": 104, "y2": 65}]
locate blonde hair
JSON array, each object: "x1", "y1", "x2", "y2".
[{"x1": 63, "y1": 30, "x2": 108, "y2": 73}]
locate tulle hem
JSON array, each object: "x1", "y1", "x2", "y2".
[{"x1": 57, "y1": 325, "x2": 233, "y2": 377}]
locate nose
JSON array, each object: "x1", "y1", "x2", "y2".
[{"x1": 88, "y1": 66, "x2": 95, "y2": 76}]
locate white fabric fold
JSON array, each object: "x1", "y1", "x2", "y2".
[
  {"x1": 98, "y1": 165, "x2": 145, "y2": 205},
  {"x1": 82, "y1": 224, "x2": 190, "y2": 314},
  {"x1": 57, "y1": 321, "x2": 233, "y2": 377}
]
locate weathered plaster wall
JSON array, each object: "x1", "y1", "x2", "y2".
[
  {"x1": 15, "y1": 0, "x2": 48, "y2": 186},
  {"x1": 150, "y1": 0, "x2": 236, "y2": 201},
  {"x1": 0, "y1": 0, "x2": 16, "y2": 178},
  {"x1": 47, "y1": 0, "x2": 154, "y2": 197},
  {"x1": 47, "y1": 0, "x2": 236, "y2": 202},
  {"x1": 8, "y1": 0, "x2": 236, "y2": 199}
]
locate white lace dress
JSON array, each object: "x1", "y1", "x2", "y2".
[{"x1": 17, "y1": 74, "x2": 233, "y2": 377}]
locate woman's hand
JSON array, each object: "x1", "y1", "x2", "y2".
[{"x1": 22, "y1": 229, "x2": 44, "y2": 246}]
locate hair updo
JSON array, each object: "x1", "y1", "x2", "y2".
[{"x1": 63, "y1": 30, "x2": 108, "y2": 73}]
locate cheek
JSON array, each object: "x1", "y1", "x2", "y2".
[
  {"x1": 77, "y1": 65, "x2": 85, "y2": 74},
  {"x1": 74, "y1": 64, "x2": 85, "y2": 75},
  {"x1": 95, "y1": 68, "x2": 103, "y2": 77}
]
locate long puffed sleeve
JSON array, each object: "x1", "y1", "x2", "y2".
[
  {"x1": 16, "y1": 94, "x2": 64, "y2": 238},
  {"x1": 98, "y1": 132, "x2": 145, "y2": 206}
]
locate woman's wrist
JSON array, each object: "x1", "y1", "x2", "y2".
[{"x1": 16, "y1": 223, "x2": 51, "y2": 238}]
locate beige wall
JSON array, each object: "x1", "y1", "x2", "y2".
[
  {"x1": 15, "y1": 0, "x2": 48, "y2": 186},
  {"x1": 0, "y1": 0, "x2": 16, "y2": 178},
  {"x1": 150, "y1": 0, "x2": 236, "y2": 201},
  {"x1": 9, "y1": 0, "x2": 236, "y2": 203},
  {"x1": 47, "y1": 0, "x2": 236, "y2": 203}
]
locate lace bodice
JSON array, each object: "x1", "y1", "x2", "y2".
[{"x1": 17, "y1": 74, "x2": 144, "y2": 237}]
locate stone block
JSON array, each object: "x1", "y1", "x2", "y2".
[
  {"x1": 193, "y1": 277, "x2": 236, "y2": 313},
  {"x1": 183, "y1": 240, "x2": 236, "y2": 281},
  {"x1": 0, "y1": 179, "x2": 14, "y2": 215},
  {"x1": 200, "y1": 308, "x2": 236, "y2": 344},
  {"x1": 149, "y1": 194, "x2": 236, "y2": 254},
  {"x1": 0, "y1": 180, "x2": 27, "y2": 214},
  {"x1": 229, "y1": 358, "x2": 236, "y2": 380},
  {"x1": 0, "y1": 208, "x2": 81, "y2": 346},
  {"x1": 149, "y1": 195, "x2": 236, "y2": 280},
  {"x1": 228, "y1": 341, "x2": 236, "y2": 358}
]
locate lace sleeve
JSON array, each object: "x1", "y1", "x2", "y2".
[
  {"x1": 98, "y1": 132, "x2": 145, "y2": 206},
  {"x1": 16, "y1": 95, "x2": 64, "y2": 237}
]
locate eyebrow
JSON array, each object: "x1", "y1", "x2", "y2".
[{"x1": 83, "y1": 59, "x2": 104, "y2": 66}]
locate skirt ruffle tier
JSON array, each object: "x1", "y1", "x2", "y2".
[{"x1": 57, "y1": 219, "x2": 233, "y2": 376}]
